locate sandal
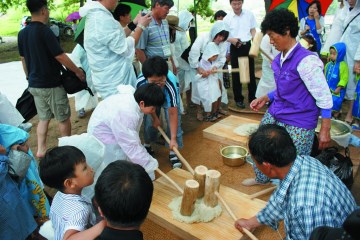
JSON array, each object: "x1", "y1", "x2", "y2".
[
  {"x1": 352, "y1": 123, "x2": 360, "y2": 131},
  {"x1": 204, "y1": 114, "x2": 217, "y2": 122},
  {"x1": 218, "y1": 109, "x2": 228, "y2": 116}
]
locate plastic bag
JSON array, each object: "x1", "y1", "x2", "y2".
[{"x1": 315, "y1": 147, "x2": 353, "y2": 189}]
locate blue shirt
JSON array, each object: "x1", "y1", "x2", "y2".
[
  {"x1": 257, "y1": 155, "x2": 356, "y2": 240},
  {"x1": 136, "y1": 71, "x2": 180, "y2": 109}
]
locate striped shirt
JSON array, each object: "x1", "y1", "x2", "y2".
[
  {"x1": 136, "y1": 71, "x2": 180, "y2": 108},
  {"x1": 137, "y1": 17, "x2": 170, "y2": 58},
  {"x1": 50, "y1": 192, "x2": 96, "y2": 240},
  {"x1": 257, "y1": 155, "x2": 356, "y2": 240}
]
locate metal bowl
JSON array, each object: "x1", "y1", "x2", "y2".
[
  {"x1": 220, "y1": 146, "x2": 248, "y2": 167},
  {"x1": 315, "y1": 119, "x2": 352, "y2": 136}
]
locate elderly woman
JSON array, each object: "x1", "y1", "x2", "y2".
[
  {"x1": 243, "y1": 8, "x2": 332, "y2": 186},
  {"x1": 299, "y1": 0, "x2": 324, "y2": 53},
  {"x1": 188, "y1": 21, "x2": 230, "y2": 121}
]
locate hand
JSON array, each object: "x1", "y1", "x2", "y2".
[
  {"x1": 138, "y1": 12, "x2": 152, "y2": 28},
  {"x1": 305, "y1": 25, "x2": 310, "y2": 31},
  {"x1": 314, "y1": 11, "x2": 320, "y2": 19},
  {"x1": 197, "y1": 67, "x2": 210, "y2": 77},
  {"x1": 354, "y1": 61, "x2": 360, "y2": 74},
  {"x1": 318, "y1": 118, "x2": 331, "y2": 150},
  {"x1": 211, "y1": 66, "x2": 218, "y2": 74},
  {"x1": 250, "y1": 95, "x2": 269, "y2": 111},
  {"x1": 75, "y1": 68, "x2": 86, "y2": 81},
  {"x1": 234, "y1": 216, "x2": 260, "y2": 233},
  {"x1": 334, "y1": 87, "x2": 341, "y2": 95},
  {"x1": 227, "y1": 37, "x2": 238, "y2": 46},
  {"x1": 11, "y1": 142, "x2": 29, "y2": 153},
  {"x1": 133, "y1": 12, "x2": 141, "y2": 25},
  {"x1": 169, "y1": 138, "x2": 178, "y2": 150}
]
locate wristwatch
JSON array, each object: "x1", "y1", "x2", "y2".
[{"x1": 137, "y1": 24, "x2": 146, "y2": 31}]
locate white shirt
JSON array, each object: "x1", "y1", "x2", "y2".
[
  {"x1": 50, "y1": 192, "x2": 96, "y2": 240},
  {"x1": 223, "y1": 9, "x2": 256, "y2": 42}
]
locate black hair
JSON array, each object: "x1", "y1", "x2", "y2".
[
  {"x1": 151, "y1": 0, "x2": 174, "y2": 8},
  {"x1": 26, "y1": 0, "x2": 48, "y2": 13},
  {"x1": 113, "y1": 4, "x2": 131, "y2": 21},
  {"x1": 306, "y1": 0, "x2": 322, "y2": 16},
  {"x1": 134, "y1": 83, "x2": 165, "y2": 107},
  {"x1": 95, "y1": 161, "x2": 153, "y2": 228},
  {"x1": 248, "y1": 124, "x2": 296, "y2": 167},
  {"x1": 230, "y1": 0, "x2": 244, "y2": 3},
  {"x1": 142, "y1": 56, "x2": 168, "y2": 78},
  {"x1": 214, "y1": 10, "x2": 227, "y2": 20},
  {"x1": 261, "y1": 8, "x2": 299, "y2": 38},
  {"x1": 39, "y1": 146, "x2": 85, "y2": 191},
  {"x1": 169, "y1": 27, "x2": 176, "y2": 43},
  {"x1": 302, "y1": 34, "x2": 317, "y2": 52},
  {"x1": 214, "y1": 30, "x2": 229, "y2": 42}
]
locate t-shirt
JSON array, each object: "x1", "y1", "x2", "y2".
[
  {"x1": 18, "y1": 21, "x2": 64, "y2": 88},
  {"x1": 50, "y1": 192, "x2": 96, "y2": 240}
]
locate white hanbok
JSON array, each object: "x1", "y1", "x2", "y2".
[
  {"x1": 80, "y1": 1, "x2": 136, "y2": 99},
  {"x1": 87, "y1": 85, "x2": 158, "y2": 180},
  {"x1": 189, "y1": 21, "x2": 229, "y2": 105},
  {"x1": 192, "y1": 42, "x2": 221, "y2": 112}
]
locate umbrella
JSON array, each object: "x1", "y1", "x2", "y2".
[
  {"x1": 269, "y1": 0, "x2": 332, "y2": 21},
  {"x1": 65, "y1": 11, "x2": 81, "y2": 22},
  {"x1": 75, "y1": 1, "x2": 149, "y2": 46}
]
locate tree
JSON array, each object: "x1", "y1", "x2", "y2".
[
  {"x1": 188, "y1": 0, "x2": 216, "y2": 39},
  {"x1": 0, "y1": 0, "x2": 84, "y2": 14}
]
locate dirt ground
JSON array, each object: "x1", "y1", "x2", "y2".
[{"x1": 26, "y1": 83, "x2": 360, "y2": 239}]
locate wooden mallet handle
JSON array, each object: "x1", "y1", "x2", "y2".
[
  {"x1": 248, "y1": 186, "x2": 277, "y2": 199},
  {"x1": 157, "y1": 126, "x2": 195, "y2": 175},
  {"x1": 155, "y1": 168, "x2": 183, "y2": 194}
]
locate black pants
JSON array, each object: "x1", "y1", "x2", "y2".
[{"x1": 230, "y1": 43, "x2": 256, "y2": 103}]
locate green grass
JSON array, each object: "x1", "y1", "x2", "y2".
[
  {"x1": 0, "y1": 41, "x2": 20, "y2": 63},
  {"x1": 0, "y1": 8, "x2": 25, "y2": 36}
]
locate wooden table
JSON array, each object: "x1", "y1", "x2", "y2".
[
  {"x1": 203, "y1": 115, "x2": 260, "y2": 147},
  {"x1": 148, "y1": 168, "x2": 266, "y2": 240}
]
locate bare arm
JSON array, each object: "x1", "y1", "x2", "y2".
[
  {"x1": 64, "y1": 220, "x2": 106, "y2": 240},
  {"x1": 318, "y1": 117, "x2": 331, "y2": 150},
  {"x1": 136, "y1": 49, "x2": 147, "y2": 64},
  {"x1": 55, "y1": 53, "x2": 85, "y2": 81},
  {"x1": 20, "y1": 56, "x2": 28, "y2": 79},
  {"x1": 250, "y1": 28, "x2": 256, "y2": 40},
  {"x1": 168, "y1": 107, "x2": 179, "y2": 150}
]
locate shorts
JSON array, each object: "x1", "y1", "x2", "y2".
[{"x1": 29, "y1": 86, "x2": 70, "y2": 122}]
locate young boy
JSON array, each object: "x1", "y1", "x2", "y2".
[
  {"x1": 136, "y1": 57, "x2": 183, "y2": 169},
  {"x1": 95, "y1": 160, "x2": 153, "y2": 240},
  {"x1": 193, "y1": 42, "x2": 222, "y2": 122},
  {"x1": 324, "y1": 42, "x2": 349, "y2": 119},
  {"x1": 39, "y1": 146, "x2": 105, "y2": 240}
]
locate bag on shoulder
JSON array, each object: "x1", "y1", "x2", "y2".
[
  {"x1": 60, "y1": 66, "x2": 94, "y2": 96},
  {"x1": 15, "y1": 88, "x2": 37, "y2": 122}
]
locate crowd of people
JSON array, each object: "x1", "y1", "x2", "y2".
[{"x1": 0, "y1": 0, "x2": 360, "y2": 239}]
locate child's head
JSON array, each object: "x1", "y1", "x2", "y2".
[
  {"x1": 299, "y1": 34, "x2": 317, "y2": 52},
  {"x1": 95, "y1": 160, "x2": 153, "y2": 229},
  {"x1": 142, "y1": 56, "x2": 168, "y2": 87},
  {"x1": 203, "y1": 42, "x2": 220, "y2": 62},
  {"x1": 214, "y1": 10, "x2": 227, "y2": 21},
  {"x1": 39, "y1": 146, "x2": 94, "y2": 192},
  {"x1": 135, "y1": 83, "x2": 165, "y2": 114},
  {"x1": 329, "y1": 47, "x2": 337, "y2": 62}
]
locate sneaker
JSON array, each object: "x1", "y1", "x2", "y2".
[
  {"x1": 236, "y1": 101, "x2": 245, "y2": 109},
  {"x1": 145, "y1": 145, "x2": 155, "y2": 155},
  {"x1": 78, "y1": 108, "x2": 86, "y2": 118},
  {"x1": 18, "y1": 122, "x2": 32, "y2": 132},
  {"x1": 169, "y1": 154, "x2": 182, "y2": 169},
  {"x1": 352, "y1": 123, "x2": 360, "y2": 131},
  {"x1": 242, "y1": 178, "x2": 269, "y2": 186}
]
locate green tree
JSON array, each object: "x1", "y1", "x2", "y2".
[{"x1": 0, "y1": 0, "x2": 84, "y2": 14}]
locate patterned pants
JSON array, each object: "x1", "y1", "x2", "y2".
[{"x1": 254, "y1": 111, "x2": 315, "y2": 183}]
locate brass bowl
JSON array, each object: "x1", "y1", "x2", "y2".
[
  {"x1": 315, "y1": 119, "x2": 352, "y2": 136},
  {"x1": 220, "y1": 146, "x2": 248, "y2": 167}
]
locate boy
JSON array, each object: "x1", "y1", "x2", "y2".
[
  {"x1": 136, "y1": 57, "x2": 183, "y2": 169},
  {"x1": 324, "y1": 42, "x2": 349, "y2": 119},
  {"x1": 87, "y1": 84, "x2": 165, "y2": 180},
  {"x1": 95, "y1": 160, "x2": 153, "y2": 240},
  {"x1": 39, "y1": 146, "x2": 105, "y2": 240}
]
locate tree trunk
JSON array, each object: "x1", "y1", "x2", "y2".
[
  {"x1": 203, "y1": 170, "x2": 221, "y2": 208},
  {"x1": 194, "y1": 165, "x2": 208, "y2": 198},
  {"x1": 180, "y1": 180, "x2": 199, "y2": 216}
]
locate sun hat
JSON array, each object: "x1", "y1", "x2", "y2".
[{"x1": 166, "y1": 15, "x2": 184, "y2": 31}]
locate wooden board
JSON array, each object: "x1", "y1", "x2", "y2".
[
  {"x1": 203, "y1": 115, "x2": 260, "y2": 147},
  {"x1": 148, "y1": 168, "x2": 266, "y2": 240}
]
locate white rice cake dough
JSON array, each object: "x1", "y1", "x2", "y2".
[{"x1": 233, "y1": 123, "x2": 259, "y2": 136}]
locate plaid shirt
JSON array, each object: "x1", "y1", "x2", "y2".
[{"x1": 257, "y1": 155, "x2": 356, "y2": 240}]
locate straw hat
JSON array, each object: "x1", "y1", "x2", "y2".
[{"x1": 166, "y1": 15, "x2": 184, "y2": 32}]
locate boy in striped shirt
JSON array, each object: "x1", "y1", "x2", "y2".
[{"x1": 39, "y1": 146, "x2": 106, "y2": 240}]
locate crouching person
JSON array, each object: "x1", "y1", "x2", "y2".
[
  {"x1": 235, "y1": 124, "x2": 356, "y2": 240},
  {"x1": 95, "y1": 160, "x2": 153, "y2": 240}
]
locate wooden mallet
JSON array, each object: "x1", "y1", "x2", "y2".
[{"x1": 249, "y1": 31, "x2": 273, "y2": 62}]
